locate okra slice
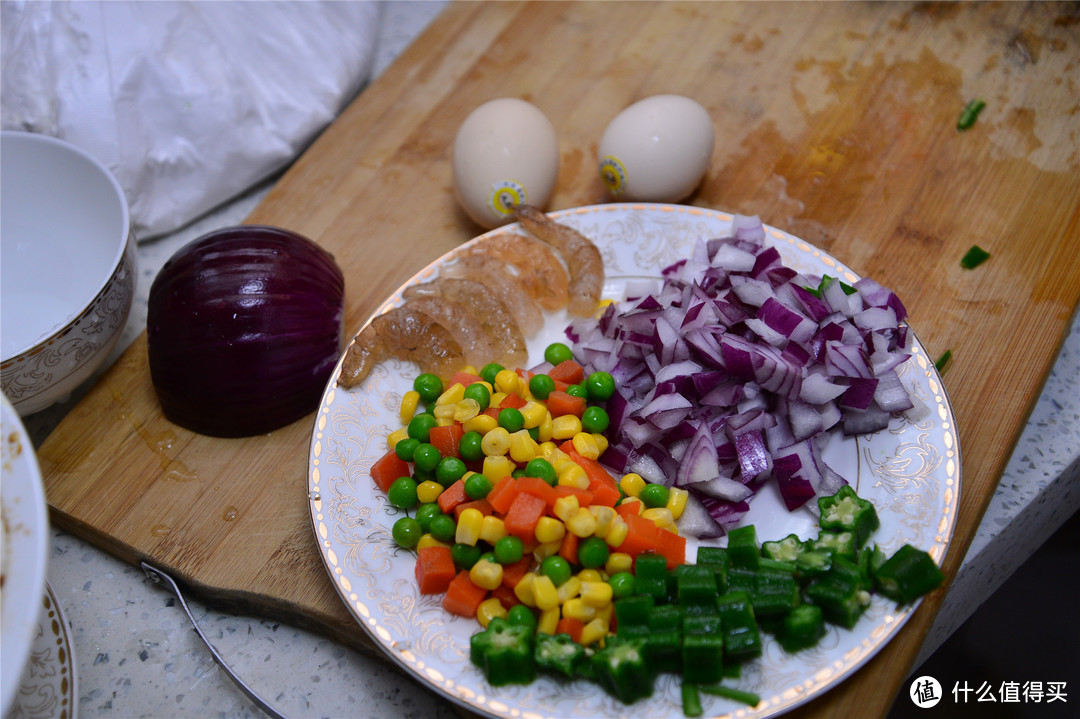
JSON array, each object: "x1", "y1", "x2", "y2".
[
  {"x1": 726, "y1": 524, "x2": 760, "y2": 569},
  {"x1": 873, "y1": 544, "x2": 944, "y2": 605},
  {"x1": 818, "y1": 485, "x2": 880, "y2": 549},
  {"x1": 778, "y1": 603, "x2": 826, "y2": 653}
]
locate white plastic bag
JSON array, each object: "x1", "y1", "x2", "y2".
[{"x1": 1, "y1": 1, "x2": 379, "y2": 240}]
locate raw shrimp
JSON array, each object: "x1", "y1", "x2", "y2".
[
  {"x1": 514, "y1": 204, "x2": 604, "y2": 317},
  {"x1": 440, "y1": 253, "x2": 545, "y2": 335},
  {"x1": 461, "y1": 232, "x2": 570, "y2": 311},
  {"x1": 338, "y1": 305, "x2": 464, "y2": 389},
  {"x1": 403, "y1": 276, "x2": 528, "y2": 369}
]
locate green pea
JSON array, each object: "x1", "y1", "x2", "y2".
[
  {"x1": 464, "y1": 472, "x2": 493, "y2": 500},
  {"x1": 639, "y1": 483, "x2": 670, "y2": 509},
  {"x1": 451, "y1": 542, "x2": 483, "y2": 570},
  {"x1": 413, "y1": 373, "x2": 443, "y2": 404},
  {"x1": 435, "y1": 456, "x2": 467, "y2": 486},
  {"x1": 394, "y1": 437, "x2": 420, "y2": 462},
  {"x1": 392, "y1": 517, "x2": 422, "y2": 548},
  {"x1": 565, "y1": 383, "x2": 587, "y2": 399},
  {"x1": 528, "y1": 373, "x2": 556, "y2": 400},
  {"x1": 428, "y1": 514, "x2": 457, "y2": 544},
  {"x1": 407, "y1": 413, "x2": 438, "y2": 442},
  {"x1": 415, "y1": 503, "x2": 443, "y2": 532},
  {"x1": 539, "y1": 555, "x2": 572, "y2": 587},
  {"x1": 412, "y1": 443, "x2": 442, "y2": 473},
  {"x1": 411, "y1": 466, "x2": 436, "y2": 485},
  {"x1": 498, "y1": 407, "x2": 525, "y2": 433},
  {"x1": 479, "y1": 362, "x2": 505, "y2": 386},
  {"x1": 544, "y1": 342, "x2": 574, "y2": 366},
  {"x1": 608, "y1": 571, "x2": 636, "y2": 600},
  {"x1": 524, "y1": 457, "x2": 557, "y2": 486},
  {"x1": 581, "y1": 405, "x2": 610, "y2": 434},
  {"x1": 585, "y1": 371, "x2": 616, "y2": 402},
  {"x1": 387, "y1": 476, "x2": 418, "y2": 509},
  {"x1": 458, "y1": 431, "x2": 484, "y2": 462},
  {"x1": 512, "y1": 467, "x2": 528, "y2": 478},
  {"x1": 493, "y1": 535, "x2": 524, "y2": 565},
  {"x1": 506, "y1": 604, "x2": 538, "y2": 632},
  {"x1": 463, "y1": 382, "x2": 491, "y2": 410},
  {"x1": 577, "y1": 536, "x2": 610, "y2": 569}
]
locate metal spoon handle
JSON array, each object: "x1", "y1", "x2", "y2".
[{"x1": 141, "y1": 562, "x2": 287, "y2": 719}]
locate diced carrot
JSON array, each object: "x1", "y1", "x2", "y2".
[
  {"x1": 501, "y1": 557, "x2": 533, "y2": 589},
  {"x1": 553, "y1": 379, "x2": 571, "y2": 393},
  {"x1": 442, "y1": 570, "x2": 488, "y2": 617},
  {"x1": 486, "y1": 475, "x2": 520, "y2": 515},
  {"x1": 562, "y1": 448, "x2": 621, "y2": 507},
  {"x1": 559, "y1": 531, "x2": 579, "y2": 565},
  {"x1": 498, "y1": 392, "x2": 527, "y2": 410},
  {"x1": 549, "y1": 359, "x2": 585, "y2": 385},
  {"x1": 556, "y1": 617, "x2": 586, "y2": 644},
  {"x1": 650, "y1": 525, "x2": 687, "y2": 569},
  {"x1": 454, "y1": 498, "x2": 494, "y2": 520},
  {"x1": 429, "y1": 423, "x2": 464, "y2": 458},
  {"x1": 491, "y1": 582, "x2": 521, "y2": 610},
  {"x1": 414, "y1": 546, "x2": 456, "y2": 594},
  {"x1": 449, "y1": 370, "x2": 484, "y2": 389},
  {"x1": 620, "y1": 514, "x2": 685, "y2": 569},
  {"x1": 553, "y1": 484, "x2": 594, "y2": 507},
  {"x1": 615, "y1": 500, "x2": 642, "y2": 519},
  {"x1": 546, "y1": 390, "x2": 586, "y2": 418},
  {"x1": 370, "y1": 449, "x2": 410, "y2": 493},
  {"x1": 437, "y1": 478, "x2": 469, "y2": 514},
  {"x1": 514, "y1": 475, "x2": 560, "y2": 510},
  {"x1": 484, "y1": 407, "x2": 501, "y2": 420},
  {"x1": 503, "y1": 492, "x2": 547, "y2": 541}
]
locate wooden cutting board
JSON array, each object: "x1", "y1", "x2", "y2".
[{"x1": 37, "y1": 2, "x2": 1080, "y2": 716}]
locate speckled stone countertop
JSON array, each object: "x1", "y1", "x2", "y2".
[{"x1": 10, "y1": 2, "x2": 1080, "y2": 717}]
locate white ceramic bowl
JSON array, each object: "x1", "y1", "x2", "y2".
[
  {"x1": 1, "y1": 131, "x2": 136, "y2": 416},
  {"x1": 0, "y1": 393, "x2": 50, "y2": 715}
]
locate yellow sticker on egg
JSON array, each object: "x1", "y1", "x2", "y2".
[
  {"x1": 599, "y1": 156, "x2": 628, "y2": 195},
  {"x1": 489, "y1": 180, "x2": 528, "y2": 217}
]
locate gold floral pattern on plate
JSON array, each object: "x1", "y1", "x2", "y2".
[
  {"x1": 5, "y1": 584, "x2": 78, "y2": 719},
  {"x1": 308, "y1": 204, "x2": 961, "y2": 718}
]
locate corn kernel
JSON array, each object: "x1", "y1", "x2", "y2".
[
  {"x1": 556, "y1": 463, "x2": 590, "y2": 490},
  {"x1": 513, "y1": 573, "x2": 537, "y2": 607},
  {"x1": 576, "y1": 569, "x2": 604, "y2": 584},
  {"x1": 481, "y1": 427, "x2": 511, "y2": 456},
  {"x1": 509, "y1": 430, "x2": 540, "y2": 464},
  {"x1": 597, "y1": 602, "x2": 615, "y2": 627},
  {"x1": 463, "y1": 413, "x2": 497, "y2": 435},
  {"x1": 494, "y1": 369, "x2": 523, "y2": 396},
  {"x1": 537, "y1": 606, "x2": 560, "y2": 636},
  {"x1": 565, "y1": 507, "x2": 597, "y2": 538},
  {"x1": 399, "y1": 391, "x2": 421, "y2": 424},
  {"x1": 532, "y1": 575, "x2": 560, "y2": 611},
  {"x1": 642, "y1": 507, "x2": 675, "y2": 530},
  {"x1": 666, "y1": 486, "x2": 689, "y2": 520},
  {"x1": 461, "y1": 365, "x2": 478, "y2": 375},
  {"x1": 416, "y1": 480, "x2": 443, "y2": 504},
  {"x1": 417, "y1": 533, "x2": 449, "y2": 550},
  {"x1": 589, "y1": 506, "x2": 616, "y2": 539},
  {"x1": 561, "y1": 597, "x2": 597, "y2": 622},
  {"x1": 536, "y1": 413, "x2": 554, "y2": 443},
  {"x1": 605, "y1": 552, "x2": 633, "y2": 575},
  {"x1": 490, "y1": 391, "x2": 509, "y2": 408},
  {"x1": 520, "y1": 401, "x2": 547, "y2": 429},
  {"x1": 533, "y1": 541, "x2": 562, "y2": 561},
  {"x1": 580, "y1": 581, "x2": 613, "y2": 608},
  {"x1": 618, "y1": 496, "x2": 644, "y2": 515},
  {"x1": 553, "y1": 495, "x2": 580, "y2": 523},
  {"x1": 571, "y1": 432, "x2": 601, "y2": 460},
  {"x1": 432, "y1": 404, "x2": 457, "y2": 421},
  {"x1": 476, "y1": 597, "x2": 507, "y2": 628},
  {"x1": 436, "y1": 383, "x2": 466, "y2": 406},
  {"x1": 591, "y1": 433, "x2": 609, "y2": 454},
  {"x1": 556, "y1": 576, "x2": 582, "y2": 603},
  {"x1": 469, "y1": 557, "x2": 503, "y2": 590},
  {"x1": 386, "y1": 427, "x2": 409, "y2": 452},
  {"x1": 551, "y1": 415, "x2": 583, "y2": 440},
  {"x1": 579, "y1": 618, "x2": 608, "y2": 646},
  {"x1": 538, "y1": 441, "x2": 559, "y2": 459},
  {"x1": 605, "y1": 516, "x2": 628, "y2": 548},
  {"x1": 435, "y1": 416, "x2": 454, "y2": 426},
  {"x1": 619, "y1": 473, "x2": 646, "y2": 498},
  {"x1": 534, "y1": 516, "x2": 566, "y2": 544},
  {"x1": 453, "y1": 398, "x2": 481, "y2": 422},
  {"x1": 456, "y1": 508, "x2": 485, "y2": 545},
  {"x1": 479, "y1": 515, "x2": 507, "y2": 544},
  {"x1": 482, "y1": 455, "x2": 514, "y2": 481}
]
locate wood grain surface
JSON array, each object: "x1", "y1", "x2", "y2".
[{"x1": 37, "y1": 2, "x2": 1079, "y2": 717}]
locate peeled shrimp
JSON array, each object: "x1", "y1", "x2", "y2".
[
  {"x1": 403, "y1": 276, "x2": 528, "y2": 369},
  {"x1": 514, "y1": 204, "x2": 604, "y2": 317},
  {"x1": 338, "y1": 305, "x2": 464, "y2": 389},
  {"x1": 440, "y1": 253, "x2": 545, "y2": 335},
  {"x1": 462, "y1": 232, "x2": 570, "y2": 311}
]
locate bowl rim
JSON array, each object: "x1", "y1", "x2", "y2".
[{"x1": 0, "y1": 130, "x2": 132, "y2": 361}]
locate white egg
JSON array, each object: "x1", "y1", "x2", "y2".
[
  {"x1": 598, "y1": 95, "x2": 715, "y2": 203},
  {"x1": 452, "y1": 98, "x2": 559, "y2": 229}
]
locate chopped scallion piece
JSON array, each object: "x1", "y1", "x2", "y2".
[
  {"x1": 961, "y1": 244, "x2": 991, "y2": 269},
  {"x1": 698, "y1": 683, "x2": 762, "y2": 707},
  {"x1": 935, "y1": 349, "x2": 952, "y2": 374},
  {"x1": 957, "y1": 99, "x2": 986, "y2": 130}
]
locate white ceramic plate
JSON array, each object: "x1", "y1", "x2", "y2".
[
  {"x1": 308, "y1": 204, "x2": 961, "y2": 718},
  {"x1": 4, "y1": 583, "x2": 78, "y2": 719},
  {"x1": 1, "y1": 394, "x2": 50, "y2": 715}
]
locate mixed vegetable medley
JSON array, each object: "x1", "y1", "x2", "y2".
[{"x1": 370, "y1": 342, "x2": 944, "y2": 715}]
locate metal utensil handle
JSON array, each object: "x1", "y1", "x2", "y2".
[{"x1": 141, "y1": 562, "x2": 287, "y2": 719}]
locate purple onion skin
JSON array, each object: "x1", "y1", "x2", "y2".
[{"x1": 147, "y1": 225, "x2": 345, "y2": 438}]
